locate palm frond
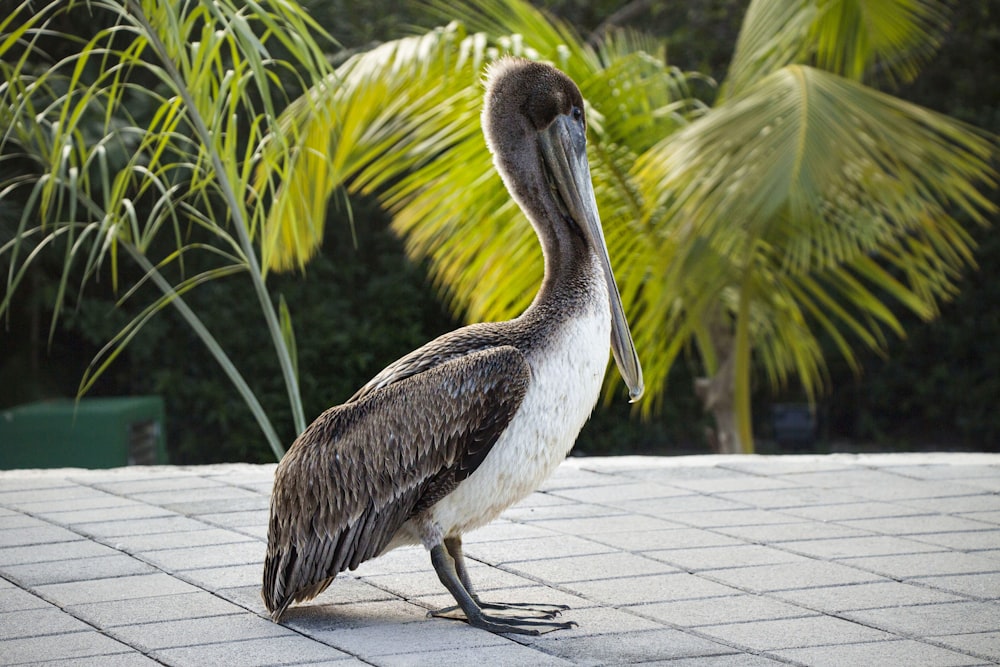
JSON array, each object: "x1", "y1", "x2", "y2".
[
  {"x1": 1, "y1": 0, "x2": 335, "y2": 457},
  {"x1": 725, "y1": 0, "x2": 950, "y2": 98}
]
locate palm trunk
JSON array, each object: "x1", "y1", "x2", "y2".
[{"x1": 694, "y1": 320, "x2": 745, "y2": 455}]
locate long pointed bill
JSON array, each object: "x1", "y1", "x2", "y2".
[{"x1": 540, "y1": 115, "x2": 644, "y2": 402}]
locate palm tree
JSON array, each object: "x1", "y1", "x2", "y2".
[
  {"x1": 261, "y1": 0, "x2": 996, "y2": 454},
  {"x1": 0, "y1": 0, "x2": 334, "y2": 459}
]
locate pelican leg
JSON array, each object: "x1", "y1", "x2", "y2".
[
  {"x1": 428, "y1": 543, "x2": 575, "y2": 635},
  {"x1": 430, "y1": 536, "x2": 569, "y2": 619}
]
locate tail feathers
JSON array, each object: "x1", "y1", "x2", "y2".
[{"x1": 262, "y1": 543, "x2": 336, "y2": 622}]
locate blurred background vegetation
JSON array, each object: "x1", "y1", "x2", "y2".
[{"x1": 1, "y1": 0, "x2": 997, "y2": 463}]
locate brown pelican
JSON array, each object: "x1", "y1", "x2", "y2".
[{"x1": 262, "y1": 57, "x2": 643, "y2": 635}]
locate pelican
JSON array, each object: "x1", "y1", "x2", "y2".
[{"x1": 262, "y1": 57, "x2": 643, "y2": 635}]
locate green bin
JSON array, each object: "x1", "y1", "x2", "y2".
[{"x1": 0, "y1": 396, "x2": 167, "y2": 469}]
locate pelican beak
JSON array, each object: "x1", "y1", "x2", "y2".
[{"x1": 539, "y1": 114, "x2": 644, "y2": 402}]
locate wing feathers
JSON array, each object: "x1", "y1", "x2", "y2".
[{"x1": 263, "y1": 346, "x2": 529, "y2": 617}]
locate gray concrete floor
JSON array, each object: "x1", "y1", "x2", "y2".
[{"x1": 1, "y1": 453, "x2": 999, "y2": 666}]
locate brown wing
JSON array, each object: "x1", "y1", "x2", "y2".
[
  {"x1": 348, "y1": 322, "x2": 504, "y2": 403},
  {"x1": 262, "y1": 346, "x2": 530, "y2": 620}
]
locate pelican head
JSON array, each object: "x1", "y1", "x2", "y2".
[{"x1": 482, "y1": 57, "x2": 643, "y2": 402}]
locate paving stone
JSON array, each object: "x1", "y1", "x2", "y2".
[
  {"x1": 539, "y1": 467, "x2": 629, "y2": 491},
  {"x1": 17, "y1": 495, "x2": 139, "y2": 515},
  {"x1": 636, "y1": 594, "x2": 813, "y2": 627},
  {"x1": 2, "y1": 631, "x2": 134, "y2": 664},
  {"x1": 845, "y1": 600, "x2": 1000, "y2": 636},
  {"x1": 960, "y1": 510, "x2": 1000, "y2": 526},
  {"x1": 621, "y1": 494, "x2": 749, "y2": 515},
  {"x1": 162, "y1": 495, "x2": 270, "y2": 516},
  {"x1": 133, "y1": 483, "x2": 263, "y2": 507},
  {"x1": 697, "y1": 615, "x2": 893, "y2": 651},
  {"x1": 949, "y1": 476, "x2": 1000, "y2": 493},
  {"x1": 67, "y1": 590, "x2": 248, "y2": 627},
  {"x1": 586, "y1": 528, "x2": 744, "y2": 553},
  {"x1": 302, "y1": 615, "x2": 506, "y2": 658},
  {"x1": 28, "y1": 651, "x2": 163, "y2": 667},
  {"x1": 181, "y1": 562, "x2": 262, "y2": 590},
  {"x1": 719, "y1": 458, "x2": 855, "y2": 475},
  {"x1": 780, "y1": 500, "x2": 926, "y2": 522},
  {"x1": 75, "y1": 515, "x2": 212, "y2": 538},
  {"x1": 714, "y1": 521, "x2": 871, "y2": 543},
  {"x1": 841, "y1": 551, "x2": 1000, "y2": 579},
  {"x1": 528, "y1": 628, "x2": 739, "y2": 664},
  {"x1": 657, "y1": 475, "x2": 800, "y2": 494},
  {"x1": 567, "y1": 571, "x2": 742, "y2": 606},
  {"x1": 632, "y1": 655, "x2": 786, "y2": 666},
  {"x1": 772, "y1": 580, "x2": 963, "y2": 612},
  {"x1": 933, "y1": 630, "x2": 1000, "y2": 662},
  {"x1": 375, "y1": 642, "x2": 575, "y2": 667},
  {"x1": 36, "y1": 572, "x2": 201, "y2": 606},
  {"x1": 216, "y1": 584, "x2": 272, "y2": 612},
  {"x1": 502, "y1": 501, "x2": 626, "y2": 522},
  {"x1": 714, "y1": 487, "x2": 863, "y2": 510},
  {"x1": 0, "y1": 477, "x2": 78, "y2": 492},
  {"x1": 0, "y1": 484, "x2": 103, "y2": 508},
  {"x1": 644, "y1": 544, "x2": 807, "y2": 572},
  {"x1": 413, "y1": 584, "x2": 590, "y2": 614},
  {"x1": 0, "y1": 514, "x2": 47, "y2": 530},
  {"x1": 360, "y1": 560, "x2": 535, "y2": 598},
  {"x1": 195, "y1": 509, "x2": 270, "y2": 529},
  {"x1": 503, "y1": 551, "x2": 677, "y2": 584},
  {"x1": 282, "y1": 598, "x2": 430, "y2": 633},
  {"x1": 1, "y1": 553, "x2": 156, "y2": 586},
  {"x1": 548, "y1": 482, "x2": 692, "y2": 505},
  {"x1": 521, "y1": 603, "x2": 665, "y2": 638},
  {"x1": 465, "y1": 534, "x2": 615, "y2": 565},
  {"x1": 106, "y1": 612, "x2": 292, "y2": 651},
  {"x1": 36, "y1": 504, "x2": 175, "y2": 526},
  {"x1": 908, "y1": 530, "x2": 1000, "y2": 551},
  {"x1": 780, "y1": 535, "x2": 946, "y2": 560},
  {"x1": 0, "y1": 539, "x2": 120, "y2": 566},
  {"x1": 840, "y1": 514, "x2": 996, "y2": 536},
  {"x1": 88, "y1": 476, "x2": 228, "y2": 495},
  {"x1": 140, "y1": 540, "x2": 265, "y2": 571},
  {"x1": 703, "y1": 559, "x2": 886, "y2": 593},
  {"x1": 774, "y1": 468, "x2": 916, "y2": 491},
  {"x1": 899, "y1": 494, "x2": 1000, "y2": 514},
  {"x1": 0, "y1": 524, "x2": 85, "y2": 548},
  {"x1": 112, "y1": 527, "x2": 257, "y2": 552},
  {"x1": 529, "y1": 512, "x2": 685, "y2": 536},
  {"x1": 0, "y1": 606, "x2": 93, "y2": 639},
  {"x1": 881, "y1": 464, "x2": 1000, "y2": 481},
  {"x1": 514, "y1": 491, "x2": 579, "y2": 508},
  {"x1": 915, "y1": 572, "x2": 1000, "y2": 599},
  {"x1": 27, "y1": 653, "x2": 163, "y2": 667},
  {"x1": 664, "y1": 508, "x2": 804, "y2": 529},
  {"x1": 0, "y1": 586, "x2": 50, "y2": 612},
  {"x1": 774, "y1": 639, "x2": 987, "y2": 666},
  {"x1": 233, "y1": 523, "x2": 268, "y2": 540},
  {"x1": 151, "y1": 635, "x2": 356, "y2": 667},
  {"x1": 462, "y1": 520, "x2": 562, "y2": 544},
  {"x1": 834, "y1": 479, "x2": 987, "y2": 503}
]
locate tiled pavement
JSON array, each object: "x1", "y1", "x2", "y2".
[{"x1": 1, "y1": 453, "x2": 999, "y2": 666}]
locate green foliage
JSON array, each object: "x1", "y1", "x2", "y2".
[
  {"x1": 823, "y1": 0, "x2": 1000, "y2": 450},
  {"x1": 0, "y1": 0, "x2": 335, "y2": 459}
]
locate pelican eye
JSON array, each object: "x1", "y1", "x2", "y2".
[{"x1": 571, "y1": 106, "x2": 583, "y2": 123}]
